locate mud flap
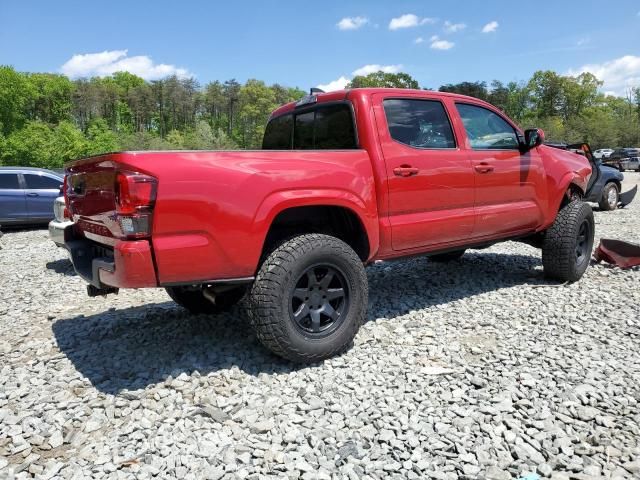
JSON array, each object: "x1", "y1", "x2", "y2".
[
  {"x1": 619, "y1": 185, "x2": 637, "y2": 208},
  {"x1": 594, "y1": 239, "x2": 640, "y2": 268}
]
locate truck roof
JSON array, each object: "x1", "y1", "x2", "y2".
[{"x1": 270, "y1": 87, "x2": 494, "y2": 119}]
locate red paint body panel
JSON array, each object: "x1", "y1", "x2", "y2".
[
  {"x1": 65, "y1": 88, "x2": 592, "y2": 289},
  {"x1": 99, "y1": 240, "x2": 157, "y2": 288}
]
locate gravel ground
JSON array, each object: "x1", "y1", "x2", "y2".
[{"x1": 1, "y1": 173, "x2": 639, "y2": 480}]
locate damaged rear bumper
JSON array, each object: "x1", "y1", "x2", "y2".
[{"x1": 63, "y1": 225, "x2": 158, "y2": 289}]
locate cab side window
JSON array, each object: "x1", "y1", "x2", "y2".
[
  {"x1": 456, "y1": 103, "x2": 519, "y2": 150},
  {"x1": 383, "y1": 99, "x2": 456, "y2": 149}
]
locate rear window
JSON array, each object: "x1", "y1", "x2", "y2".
[
  {"x1": 262, "y1": 104, "x2": 357, "y2": 150},
  {"x1": 262, "y1": 114, "x2": 292, "y2": 149},
  {"x1": 0, "y1": 173, "x2": 20, "y2": 190},
  {"x1": 383, "y1": 99, "x2": 456, "y2": 149}
]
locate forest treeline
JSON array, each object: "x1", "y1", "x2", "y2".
[{"x1": 0, "y1": 65, "x2": 639, "y2": 169}]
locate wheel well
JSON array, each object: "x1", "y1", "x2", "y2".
[
  {"x1": 261, "y1": 206, "x2": 370, "y2": 262},
  {"x1": 605, "y1": 180, "x2": 621, "y2": 191},
  {"x1": 560, "y1": 184, "x2": 584, "y2": 209}
]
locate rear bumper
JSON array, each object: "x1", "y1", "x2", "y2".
[
  {"x1": 49, "y1": 219, "x2": 73, "y2": 247},
  {"x1": 64, "y1": 225, "x2": 158, "y2": 289}
]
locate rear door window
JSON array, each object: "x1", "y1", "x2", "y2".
[
  {"x1": 383, "y1": 99, "x2": 456, "y2": 149},
  {"x1": 0, "y1": 173, "x2": 21, "y2": 189},
  {"x1": 24, "y1": 174, "x2": 62, "y2": 189}
]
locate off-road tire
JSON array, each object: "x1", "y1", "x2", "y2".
[
  {"x1": 166, "y1": 285, "x2": 246, "y2": 314},
  {"x1": 429, "y1": 249, "x2": 466, "y2": 262},
  {"x1": 542, "y1": 201, "x2": 594, "y2": 282},
  {"x1": 247, "y1": 234, "x2": 368, "y2": 363},
  {"x1": 598, "y1": 182, "x2": 619, "y2": 211}
]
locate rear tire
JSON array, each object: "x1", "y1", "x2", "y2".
[
  {"x1": 598, "y1": 182, "x2": 619, "y2": 211},
  {"x1": 542, "y1": 201, "x2": 594, "y2": 282},
  {"x1": 247, "y1": 234, "x2": 367, "y2": 363},
  {"x1": 166, "y1": 285, "x2": 246, "y2": 314},
  {"x1": 429, "y1": 249, "x2": 466, "y2": 262}
]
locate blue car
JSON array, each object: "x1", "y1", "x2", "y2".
[{"x1": 0, "y1": 167, "x2": 64, "y2": 226}]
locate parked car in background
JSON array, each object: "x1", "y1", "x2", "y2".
[
  {"x1": 604, "y1": 148, "x2": 640, "y2": 171},
  {"x1": 0, "y1": 167, "x2": 63, "y2": 226},
  {"x1": 593, "y1": 148, "x2": 614, "y2": 159},
  {"x1": 49, "y1": 196, "x2": 73, "y2": 246},
  {"x1": 620, "y1": 156, "x2": 640, "y2": 172}
]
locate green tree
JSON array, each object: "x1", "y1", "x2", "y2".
[
  {"x1": 52, "y1": 121, "x2": 87, "y2": 162},
  {"x1": 2, "y1": 120, "x2": 56, "y2": 168},
  {"x1": 85, "y1": 118, "x2": 120, "y2": 154},
  {"x1": 439, "y1": 81, "x2": 489, "y2": 100},
  {"x1": 26, "y1": 73, "x2": 74, "y2": 125},
  {"x1": 237, "y1": 79, "x2": 277, "y2": 148},
  {"x1": 349, "y1": 71, "x2": 419, "y2": 89},
  {"x1": 0, "y1": 66, "x2": 37, "y2": 135}
]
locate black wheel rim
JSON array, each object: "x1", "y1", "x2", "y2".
[
  {"x1": 289, "y1": 264, "x2": 349, "y2": 338},
  {"x1": 575, "y1": 219, "x2": 591, "y2": 266}
]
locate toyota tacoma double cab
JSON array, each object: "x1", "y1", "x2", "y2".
[{"x1": 62, "y1": 88, "x2": 594, "y2": 362}]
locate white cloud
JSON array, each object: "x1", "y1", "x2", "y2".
[
  {"x1": 430, "y1": 36, "x2": 454, "y2": 50},
  {"x1": 567, "y1": 55, "x2": 640, "y2": 96},
  {"x1": 317, "y1": 76, "x2": 350, "y2": 92},
  {"x1": 60, "y1": 50, "x2": 190, "y2": 79},
  {"x1": 389, "y1": 14, "x2": 435, "y2": 30},
  {"x1": 481, "y1": 21, "x2": 499, "y2": 33},
  {"x1": 443, "y1": 21, "x2": 466, "y2": 33},
  {"x1": 317, "y1": 64, "x2": 404, "y2": 92},
  {"x1": 414, "y1": 37, "x2": 424, "y2": 44},
  {"x1": 352, "y1": 64, "x2": 402, "y2": 76},
  {"x1": 337, "y1": 16, "x2": 369, "y2": 30}
]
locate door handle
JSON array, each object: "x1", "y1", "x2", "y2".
[
  {"x1": 393, "y1": 165, "x2": 419, "y2": 177},
  {"x1": 26, "y1": 192, "x2": 39, "y2": 197},
  {"x1": 474, "y1": 163, "x2": 494, "y2": 174}
]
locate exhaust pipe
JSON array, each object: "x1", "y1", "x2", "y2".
[{"x1": 87, "y1": 285, "x2": 119, "y2": 297}]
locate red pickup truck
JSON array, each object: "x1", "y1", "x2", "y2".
[{"x1": 63, "y1": 88, "x2": 594, "y2": 362}]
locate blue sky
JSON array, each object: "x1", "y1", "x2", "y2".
[{"x1": 1, "y1": 0, "x2": 639, "y2": 95}]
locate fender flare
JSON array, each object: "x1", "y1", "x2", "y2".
[
  {"x1": 551, "y1": 171, "x2": 588, "y2": 214},
  {"x1": 252, "y1": 188, "x2": 379, "y2": 260}
]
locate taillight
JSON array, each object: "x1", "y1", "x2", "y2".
[
  {"x1": 114, "y1": 171, "x2": 158, "y2": 239},
  {"x1": 62, "y1": 175, "x2": 71, "y2": 219}
]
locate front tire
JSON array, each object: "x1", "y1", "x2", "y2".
[
  {"x1": 248, "y1": 234, "x2": 368, "y2": 363},
  {"x1": 542, "y1": 201, "x2": 594, "y2": 282},
  {"x1": 599, "y1": 182, "x2": 619, "y2": 211}
]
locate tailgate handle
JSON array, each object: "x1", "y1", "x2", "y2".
[{"x1": 26, "y1": 192, "x2": 39, "y2": 197}]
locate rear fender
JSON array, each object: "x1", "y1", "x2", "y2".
[{"x1": 253, "y1": 189, "x2": 379, "y2": 261}]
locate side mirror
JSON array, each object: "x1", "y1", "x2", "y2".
[{"x1": 523, "y1": 128, "x2": 544, "y2": 150}]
